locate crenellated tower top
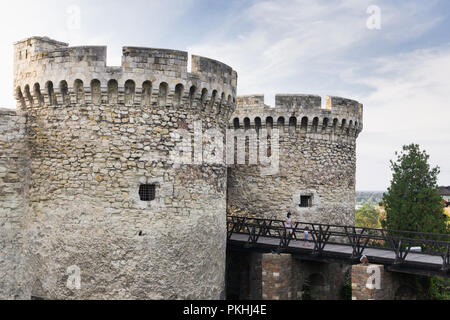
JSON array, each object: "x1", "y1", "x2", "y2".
[
  {"x1": 231, "y1": 94, "x2": 363, "y2": 141},
  {"x1": 13, "y1": 36, "x2": 237, "y2": 120}
]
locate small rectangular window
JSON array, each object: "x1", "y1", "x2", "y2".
[
  {"x1": 300, "y1": 195, "x2": 312, "y2": 208},
  {"x1": 139, "y1": 184, "x2": 156, "y2": 201}
]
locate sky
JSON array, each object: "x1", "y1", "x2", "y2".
[{"x1": 0, "y1": 0, "x2": 449, "y2": 191}]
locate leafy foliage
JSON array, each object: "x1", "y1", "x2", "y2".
[
  {"x1": 356, "y1": 191, "x2": 384, "y2": 205},
  {"x1": 430, "y1": 276, "x2": 450, "y2": 300},
  {"x1": 381, "y1": 144, "x2": 447, "y2": 235},
  {"x1": 355, "y1": 202, "x2": 381, "y2": 228},
  {"x1": 340, "y1": 281, "x2": 352, "y2": 300}
]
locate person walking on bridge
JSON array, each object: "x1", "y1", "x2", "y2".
[
  {"x1": 303, "y1": 226, "x2": 310, "y2": 248},
  {"x1": 285, "y1": 212, "x2": 295, "y2": 243}
]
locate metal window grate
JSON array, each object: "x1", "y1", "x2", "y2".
[
  {"x1": 300, "y1": 195, "x2": 312, "y2": 208},
  {"x1": 139, "y1": 184, "x2": 156, "y2": 201}
]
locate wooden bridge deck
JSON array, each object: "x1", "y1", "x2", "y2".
[{"x1": 228, "y1": 233, "x2": 447, "y2": 277}]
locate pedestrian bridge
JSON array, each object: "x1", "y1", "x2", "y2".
[{"x1": 227, "y1": 216, "x2": 450, "y2": 278}]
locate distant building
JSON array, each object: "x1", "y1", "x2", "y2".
[{"x1": 438, "y1": 186, "x2": 450, "y2": 206}]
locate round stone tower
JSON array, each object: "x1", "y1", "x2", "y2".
[
  {"x1": 13, "y1": 37, "x2": 237, "y2": 299},
  {"x1": 227, "y1": 94, "x2": 363, "y2": 225}
]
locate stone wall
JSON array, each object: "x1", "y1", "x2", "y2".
[
  {"x1": 351, "y1": 264, "x2": 430, "y2": 300},
  {"x1": 262, "y1": 254, "x2": 293, "y2": 300},
  {"x1": 227, "y1": 94, "x2": 363, "y2": 225},
  {"x1": 226, "y1": 250, "x2": 350, "y2": 300},
  {"x1": 0, "y1": 108, "x2": 30, "y2": 299},
  {"x1": 292, "y1": 259, "x2": 350, "y2": 300},
  {"x1": 3, "y1": 36, "x2": 238, "y2": 299}
]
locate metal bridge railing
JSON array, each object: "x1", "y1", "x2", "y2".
[{"x1": 226, "y1": 215, "x2": 450, "y2": 272}]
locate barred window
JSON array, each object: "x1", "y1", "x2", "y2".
[
  {"x1": 300, "y1": 195, "x2": 313, "y2": 208},
  {"x1": 139, "y1": 184, "x2": 156, "y2": 201}
]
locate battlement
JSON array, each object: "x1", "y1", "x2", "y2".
[
  {"x1": 13, "y1": 37, "x2": 237, "y2": 118},
  {"x1": 231, "y1": 94, "x2": 363, "y2": 139}
]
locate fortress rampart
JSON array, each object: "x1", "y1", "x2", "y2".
[
  {"x1": 1, "y1": 37, "x2": 238, "y2": 300},
  {"x1": 227, "y1": 94, "x2": 363, "y2": 225},
  {"x1": 14, "y1": 37, "x2": 237, "y2": 120},
  {"x1": 2, "y1": 36, "x2": 365, "y2": 300},
  {"x1": 232, "y1": 94, "x2": 362, "y2": 142},
  {"x1": 0, "y1": 108, "x2": 30, "y2": 299}
]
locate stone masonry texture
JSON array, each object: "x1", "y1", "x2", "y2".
[
  {"x1": 351, "y1": 264, "x2": 429, "y2": 300},
  {"x1": 1, "y1": 36, "x2": 364, "y2": 300},
  {"x1": 227, "y1": 94, "x2": 363, "y2": 225},
  {"x1": 1, "y1": 36, "x2": 237, "y2": 299}
]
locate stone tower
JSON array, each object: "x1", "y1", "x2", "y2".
[
  {"x1": 2, "y1": 36, "x2": 237, "y2": 299},
  {"x1": 227, "y1": 94, "x2": 363, "y2": 225}
]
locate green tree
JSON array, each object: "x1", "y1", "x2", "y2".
[
  {"x1": 381, "y1": 144, "x2": 447, "y2": 234},
  {"x1": 355, "y1": 202, "x2": 380, "y2": 228}
]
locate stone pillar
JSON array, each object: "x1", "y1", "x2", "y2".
[
  {"x1": 261, "y1": 253, "x2": 293, "y2": 300},
  {"x1": 352, "y1": 264, "x2": 396, "y2": 300}
]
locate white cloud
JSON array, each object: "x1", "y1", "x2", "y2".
[
  {"x1": 186, "y1": 0, "x2": 449, "y2": 190},
  {"x1": 0, "y1": 0, "x2": 448, "y2": 191},
  {"x1": 188, "y1": 0, "x2": 372, "y2": 102},
  {"x1": 353, "y1": 46, "x2": 450, "y2": 190}
]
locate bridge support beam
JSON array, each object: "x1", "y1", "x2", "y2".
[{"x1": 352, "y1": 264, "x2": 430, "y2": 300}]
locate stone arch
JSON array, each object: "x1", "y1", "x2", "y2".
[
  {"x1": 59, "y1": 81, "x2": 69, "y2": 105},
  {"x1": 189, "y1": 85, "x2": 197, "y2": 107},
  {"x1": 218, "y1": 92, "x2": 225, "y2": 115},
  {"x1": 158, "y1": 82, "x2": 168, "y2": 106},
  {"x1": 45, "y1": 81, "x2": 55, "y2": 106},
  {"x1": 347, "y1": 120, "x2": 353, "y2": 136},
  {"x1": 312, "y1": 117, "x2": 319, "y2": 133},
  {"x1": 107, "y1": 79, "x2": 118, "y2": 104},
  {"x1": 341, "y1": 119, "x2": 347, "y2": 131},
  {"x1": 322, "y1": 117, "x2": 329, "y2": 131},
  {"x1": 266, "y1": 116, "x2": 273, "y2": 129},
  {"x1": 277, "y1": 116, "x2": 285, "y2": 128},
  {"x1": 124, "y1": 80, "x2": 136, "y2": 105},
  {"x1": 233, "y1": 118, "x2": 240, "y2": 129},
  {"x1": 289, "y1": 116, "x2": 297, "y2": 126},
  {"x1": 142, "y1": 81, "x2": 152, "y2": 107},
  {"x1": 174, "y1": 83, "x2": 184, "y2": 107},
  {"x1": 15, "y1": 86, "x2": 26, "y2": 110},
  {"x1": 332, "y1": 118, "x2": 339, "y2": 131},
  {"x1": 289, "y1": 116, "x2": 297, "y2": 135},
  {"x1": 90, "y1": 79, "x2": 101, "y2": 106},
  {"x1": 74, "y1": 79, "x2": 85, "y2": 103},
  {"x1": 244, "y1": 117, "x2": 251, "y2": 130},
  {"x1": 210, "y1": 89, "x2": 217, "y2": 111},
  {"x1": 300, "y1": 116, "x2": 308, "y2": 130},
  {"x1": 255, "y1": 117, "x2": 262, "y2": 131},
  {"x1": 200, "y1": 88, "x2": 208, "y2": 110},
  {"x1": 33, "y1": 83, "x2": 43, "y2": 106},
  {"x1": 24, "y1": 84, "x2": 33, "y2": 107}
]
